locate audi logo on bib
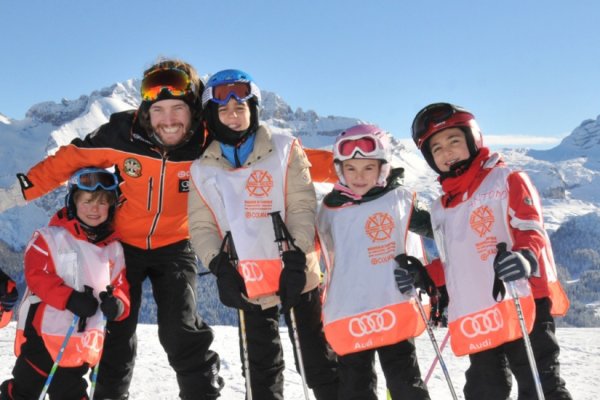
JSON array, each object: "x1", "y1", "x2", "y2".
[
  {"x1": 78, "y1": 329, "x2": 104, "y2": 354},
  {"x1": 348, "y1": 309, "x2": 396, "y2": 337},
  {"x1": 240, "y1": 261, "x2": 264, "y2": 282},
  {"x1": 460, "y1": 308, "x2": 503, "y2": 338}
]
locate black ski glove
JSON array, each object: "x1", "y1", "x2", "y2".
[
  {"x1": 394, "y1": 254, "x2": 436, "y2": 297},
  {"x1": 279, "y1": 250, "x2": 307, "y2": 314},
  {"x1": 0, "y1": 279, "x2": 18, "y2": 312},
  {"x1": 209, "y1": 252, "x2": 260, "y2": 312},
  {"x1": 66, "y1": 288, "x2": 99, "y2": 318},
  {"x1": 494, "y1": 247, "x2": 537, "y2": 282},
  {"x1": 99, "y1": 289, "x2": 124, "y2": 321}
]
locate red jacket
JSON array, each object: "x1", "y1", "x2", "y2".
[
  {"x1": 24, "y1": 208, "x2": 130, "y2": 321},
  {"x1": 426, "y1": 148, "x2": 569, "y2": 315}
]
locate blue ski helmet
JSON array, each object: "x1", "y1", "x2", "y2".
[
  {"x1": 202, "y1": 69, "x2": 261, "y2": 108},
  {"x1": 65, "y1": 167, "x2": 120, "y2": 241},
  {"x1": 202, "y1": 69, "x2": 261, "y2": 146}
]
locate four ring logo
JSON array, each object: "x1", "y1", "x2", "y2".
[
  {"x1": 348, "y1": 309, "x2": 396, "y2": 337},
  {"x1": 80, "y1": 330, "x2": 104, "y2": 354},
  {"x1": 460, "y1": 308, "x2": 503, "y2": 338},
  {"x1": 240, "y1": 262, "x2": 264, "y2": 282}
]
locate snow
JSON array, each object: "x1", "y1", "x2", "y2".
[{"x1": 1, "y1": 322, "x2": 598, "y2": 399}]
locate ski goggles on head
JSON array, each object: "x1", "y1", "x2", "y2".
[
  {"x1": 202, "y1": 82, "x2": 260, "y2": 106},
  {"x1": 411, "y1": 103, "x2": 472, "y2": 149},
  {"x1": 141, "y1": 68, "x2": 193, "y2": 102},
  {"x1": 69, "y1": 168, "x2": 119, "y2": 191},
  {"x1": 335, "y1": 134, "x2": 380, "y2": 159}
]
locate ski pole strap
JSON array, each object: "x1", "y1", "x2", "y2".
[
  {"x1": 492, "y1": 243, "x2": 508, "y2": 301},
  {"x1": 269, "y1": 211, "x2": 300, "y2": 251},
  {"x1": 226, "y1": 231, "x2": 239, "y2": 264}
]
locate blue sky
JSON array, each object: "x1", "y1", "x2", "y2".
[{"x1": 1, "y1": 1, "x2": 599, "y2": 149}]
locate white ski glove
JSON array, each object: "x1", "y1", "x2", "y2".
[{"x1": 0, "y1": 181, "x2": 26, "y2": 213}]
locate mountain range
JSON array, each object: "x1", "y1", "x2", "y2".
[{"x1": 1, "y1": 79, "x2": 599, "y2": 327}]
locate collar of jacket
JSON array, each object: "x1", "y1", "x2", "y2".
[
  {"x1": 202, "y1": 125, "x2": 273, "y2": 168},
  {"x1": 49, "y1": 208, "x2": 121, "y2": 247},
  {"x1": 323, "y1": 167, "x2": 405, "y2": 208}
]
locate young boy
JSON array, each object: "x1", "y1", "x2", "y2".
[
  {"x1": 0, "y1": 270, "x2": 18, "y2": 329},
  {"x1": 188, "y1": 69, "x2": 338, "y2": 400},
  {"x1": 317, "y1": 124, "x2": 432, "y2": 400},
  {"x1": 411, "y1": 102, "x2": 572, "y2": 399},
  {"x1": 0, "y1": 167, "x2": 130, "y2": 400}
]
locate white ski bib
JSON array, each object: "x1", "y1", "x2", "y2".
[{"x1": 191, "y1": 134, "x2": 294, "y2": 298}]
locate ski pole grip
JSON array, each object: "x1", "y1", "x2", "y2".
[{"x1": 496, "y1": 242, "x2": 508, "y2": 255}]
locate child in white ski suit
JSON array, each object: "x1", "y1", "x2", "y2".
[
  {"x1": 411, "y1": 102, "x2": 572, "y2": 400},
  {"x1": 0, "y1": 167, "x2": 130, "y2": 400},
  {"x1": 317, "y1": 124, "x2": 433, "y2": 400}
]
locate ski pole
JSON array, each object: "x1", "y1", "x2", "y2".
[
  {"x1": 38, "y1": 314, "x2": 80, "y2": 400},
  {"x1": 89, "y1": 315, "x2": 106, "y2": 400},
  {"x1": 424, "y1": 329, "x2": 450, "y2": 384},
  {"x1": 413, "y1": 289, "x2": 458, "y2": 400},
  {"x1": 497, "y1": 243, "x2": 545, "y2": 400},
  {"x1": 89, "y1": 285, "x2": 113, "y2": 400},
  {"x1": 223, "y1": 231, "x2": 253, "y2": 400},
  {"x1": 269, "y1": 211, "x2": 310, "y2": 400}
]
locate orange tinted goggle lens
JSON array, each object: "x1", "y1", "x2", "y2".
[
  {"x1": 338, "y1": 137, "x2": 377, "y2": 157},
  {"x1": 141, "y1": 68, "x2": 191, "y2": 101},
  {"x1": 212, "y1": 82, "x2": 252, "y2": 103}
]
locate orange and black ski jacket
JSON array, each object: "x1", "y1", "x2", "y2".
[{"x1": 21, "y1": 110, "x2": 208, "y2": 250}]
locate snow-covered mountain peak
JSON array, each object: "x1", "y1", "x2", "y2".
[
  {"x1": 529, "y1": 115, "x2": 600, "y2": 165},
  {"x1": 25, "y1": 81, "x2": 141, "y2": 127}
]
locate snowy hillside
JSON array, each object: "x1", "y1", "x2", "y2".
[{"x1": 0, "y1": 322, "x2": 597, "y2": 399}]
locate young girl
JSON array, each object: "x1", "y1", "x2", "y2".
[
  {"x1": 0, "y1": 167, "x2": 130, "y2": 400},
  {"x1": 317, "y1": 124, "x2": 432, "y2": 400},
  {"x1": 188, "y1": 69, "x2": 338, "y2": 400},
  {"x1": 0, "y1": 270, "x2": 18, "y2": 329},
  {"x1": 411, "y1": 102, "x2": 572, "y2": 399}
]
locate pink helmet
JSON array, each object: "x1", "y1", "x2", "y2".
[{"x1": 333, "y1": 124, "x2": 392, "y2": 186}]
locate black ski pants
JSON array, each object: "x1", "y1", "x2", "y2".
[
  {"x1": 464, "y1": 297, "x2": 572, "y2": 400},
  {"x1": 95, "y1": 240, "x2": 223, "y2": 400},
  {"x1": 337, "y1": 338, "x2": 430, "y2": 400},
  {"x1": 241, "y1": 288, "x2": 339, "y2": 400},
  {"x1": 0, "y1": 303, "x2": 89, "y2": 400}
]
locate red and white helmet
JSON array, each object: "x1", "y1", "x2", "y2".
[
  {"x1": 333, "y1": 124, "x2": 392, "y2": 186},
  {"x1": 411, "y1": 103, "x2": 483, "y2": 173}
]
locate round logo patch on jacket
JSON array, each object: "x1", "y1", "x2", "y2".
[{"x1": 123, "y1": 158, "x2": 142, "y2": 178}]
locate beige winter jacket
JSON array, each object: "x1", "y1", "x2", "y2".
[{"x1": 188, "y1": 125, "x2": 321, "y2": 309}]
